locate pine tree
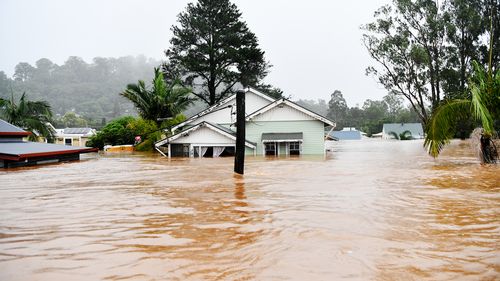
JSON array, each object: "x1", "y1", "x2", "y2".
[{"x1": 164, "y1": 0, "x2": 269, "y2": 106}]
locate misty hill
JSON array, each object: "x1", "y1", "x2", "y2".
[{"x1": 0, "y1": 55, "x2": 161, "y2": 122}]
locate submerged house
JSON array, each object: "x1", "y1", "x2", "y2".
[
  {"x1": 155, "y1": 88, "x2": 335, "y2": 157},
  {"x1": 326, "y1": 127, "x2": 364, "y2": 141},
  {"x1": 382, "y1": 123, "x2": 424, "y2": 139},
  {"x1": 55, "y1": 127, "x2": 96, "y2": 147},
  {"x1": 0, "y1": 119, "x2": 98, "y2": 168}
]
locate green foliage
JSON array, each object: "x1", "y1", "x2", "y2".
[
  {"x1": 0, "y1": 92, "x2": 54, "y2": 141},
  {"x1": 296, "y1": 99, "x2": 328, "y2": 117},
  {"x1": 389, "y1": 130, "x2": 413, "y2": 140},
  {"x1": 324, "y1": 90, "x2": 420, "y2": 135},
  {"x1": 363, "y1": 0, "x2": 498, "y2": 126},
  {"x1": 164, "y1": 0, "x2": 269, "y2": 105},
  {"x1": 126, "y1": 118, "x2": 160, "y2": 151},
  {"x1": 424, "y1": 99, "x2": 471, "y2": 157},
  {"x1": 120, "y1": 68, "x2": 193, "y2": 125},
  {"x1": 326, "y1": 90, "x2": 349, "y2": 128},
  {"x1": 86, "y1": 116, "x2": 136, "y2": 149},
  {"x1": 424, "y1": 61, "x2": 500, "y2": 159},
  {"x1": 54, "y1": 111, "x2": 88, "y2": 128},
  {"x1": 159, "y1": 114, "x2": 187, "y2": 136},
  {"x1": 442, "y1": 0, "x2": 485, "y2": 96},
  {"x1": 0, "y1": 56, "x2": 160, "y2": 121},
  {"x1": 86, "y1": 115, "x2": 188, "y2": 151},
  {"x1": 254, "y1": 83, "x2": 284, "y2": 100}
]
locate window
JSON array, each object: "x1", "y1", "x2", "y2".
[
  {"x1": 289, "y1": 142, "x2": 300, "y2": 155},
  {"x1": 265, "y1": 142, "x2": 276, "y2": 156},
  {"x1": 64, "y1": 138, "x2": 72, "y2": 146}
]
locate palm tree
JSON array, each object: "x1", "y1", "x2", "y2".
[
  {"x1": 424, "y1": 61, "x2": 499, "y2": 163},
  {"x1": 0, "y1": 93, "x2": 54, "y2": 142},
  {"x1": 389, "y1": 130, "x2": 413, "y2": 140},
  {"x1": 120, "y1": 68, "x2": 193, "y2": 126},
  {"x1": 425, "y1": 9, "x2": 500, "y2": 164}
]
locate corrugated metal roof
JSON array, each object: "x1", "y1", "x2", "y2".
[
  {"x1": 0, "y1": 141, "x2": 97, "y2": 160},
  {"x1": 330, "y1": 130, "x2": 362, "y2": 140},
  {"x1": 262, "y1": 132, "x2": 303, "y2": 142},
  {"x1": 0, "y1": 119, "x2": 27, "y2": 133},
  {"x1": 62, "y1": 128, "x2": 93, "y2": 135}
]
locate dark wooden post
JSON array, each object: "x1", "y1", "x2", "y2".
[{"x1": 234, "y1": 89, "x2": 246, "y2": 174}]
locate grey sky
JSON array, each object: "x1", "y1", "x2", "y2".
[{"x1": 0, "y1": 0, "x2": 389, "y2": 107}]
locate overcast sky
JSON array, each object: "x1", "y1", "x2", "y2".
[{"x1": 0, "y1": 0, "x2": 390, "y2": 107}]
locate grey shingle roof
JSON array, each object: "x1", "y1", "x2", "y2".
[{"x1": 261, "y1": 132, "x2": 303, "y2": 142}]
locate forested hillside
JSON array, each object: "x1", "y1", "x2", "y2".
[{"x1": 0, "y1": 55, "x2": 160, "y2": 124}]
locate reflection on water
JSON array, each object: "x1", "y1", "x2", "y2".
[{"x1": 0, "y1": 140, "x2": 498, "y2": 280}]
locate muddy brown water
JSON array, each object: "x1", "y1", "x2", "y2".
[{"x1": 0, "y1": 140, "x2": 498, "y2": 281}]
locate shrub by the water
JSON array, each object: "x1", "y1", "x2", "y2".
[
  {"x1": 86, "y1": 116, "x2": 136, "y2": 149},
  {"x1": 86, "y1": 115, "x2": 186, "y2": 151}
]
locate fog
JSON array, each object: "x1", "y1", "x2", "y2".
[{"x1": 0, "y1": 0, "x2": 389, "y2": 107}]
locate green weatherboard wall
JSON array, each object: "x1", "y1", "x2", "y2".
[{"x1": 245, "y1": 120, "x2": 325, "y2": 155}]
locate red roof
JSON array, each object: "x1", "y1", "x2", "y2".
[
  {"x1": 0, "y1": 141, "x2": 98, "y2": 161},
  {"x1": 0, "y1": 119, "x2": 31, "y2": 137}
]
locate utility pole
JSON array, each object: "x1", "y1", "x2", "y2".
[{"x1": 234, "y1": 89, "x2": 245, "y2": 174}]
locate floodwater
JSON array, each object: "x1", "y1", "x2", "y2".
[{"x1": 0, "y1": 140, "x2": 498, "y2": 281}]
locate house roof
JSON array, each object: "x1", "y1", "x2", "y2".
[
  {"x1": 61, "y1": 128, "x2": 94, "y2": 135},
  {"x1": 245, "y1": 98, "x2": 336, "y2": 127},
  {"x1": 0, "y1": 141, "x2": 98, "y2": 161},
  {"x1": 155, "y1": 121, "x2": 256, "y2": 149},
  {"x1": 382, "y1": 123, "x2": 424, "y2": 136},
  {"x1": 0, "y1": 119, "x2": 31, "y2": 137},
  {"x1": 262, "y1": 132, "x2": 303, "y2": 142},
  {"x1": 170, "y1": 88, "x2": 276, "y2": 132},
  {"x1": 329, "y1": 130, "x2": 362, "y2": 140}
]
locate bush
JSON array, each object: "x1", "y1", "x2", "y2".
[
  {"x1": 86, "y1": 116, "x2": 136, "y2": 149},
  {"x1": 86, "y1": 115, "x2": 187, "y2": 151},
  {"x1": 126, "y1": 118, "x2": 160, "y2": 151}
]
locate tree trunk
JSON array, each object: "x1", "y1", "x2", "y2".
[
  {"x1": 208, "y1": 78, "x2": 216, "y2": 105},
  {"x1": 480, "y1": 134, "x2": 498, "y2": 164}
]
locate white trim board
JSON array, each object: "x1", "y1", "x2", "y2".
[
  {"x1": 245, "y1": 98, "x2": 336, "y2": 127},
  {"x1": 170, "y1": 87, "x2": 275, "y2": 132}
]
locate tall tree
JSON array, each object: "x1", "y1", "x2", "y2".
[
  {"x1": 0, "y1": 93, "x2": 54, "y2": 141},
  {"x1": 326, "y1": 90, "x2": 349, "y2": 129},
  {"x1": 425, "y1": 5, "x2": 500, "y2": 163},
  {"x1": 120, "y1": 68, "x2": 193, "y2": 126},
  {"x1": 164, "y1": 0, "x2": 269, "y2": 106},
  {"x1": 0, "y1": 71, "x2": 11, "y2": 95},
  {"x1": 383, "y1": 94, "x2": 404, "y2": 118},
  {"x1": 363, "y1": 0, "x2": 447, "y2": 126},
  {"x1": 13, "y1": 62, "x2": 35, "y2": 82},
  {"x1": 442, "y1": 0, "x2": 484, "y2": 97}
]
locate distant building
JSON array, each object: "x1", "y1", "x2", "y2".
[
  {"x1": 55, "y1": 127, "x2": 96, "y2": 147},
  {"x1": 382, "y1": 123, "x2": 424, "y2": 139},
  {"x1": 0, "y1": 119, "x2": 97, "y2": 168},
  {"x1": 326, "y1": 127, "x2": 364, "y2": 141}
]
